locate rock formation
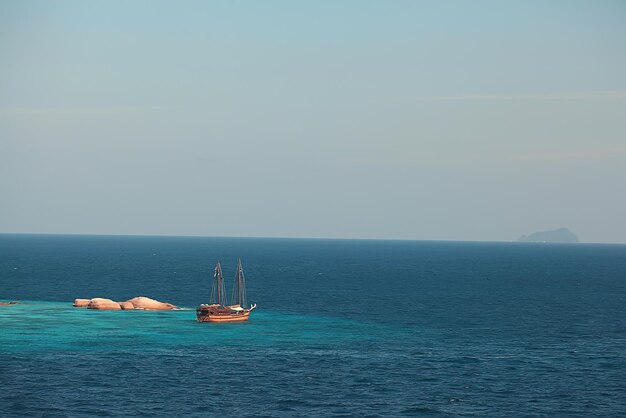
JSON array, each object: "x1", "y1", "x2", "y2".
[
  {"x1": 73, "y1": 296, "x2": 178, "y2": 310},
  {"x1": 126, "y1": 296, "x2": 178, "y2": 310},
  {"x1": 73, "y1": 299, "x2": 91, "y2": 307},
  {"x1": 118, "y1": 301, "x2": 135, "y2": 310},
  {"x1": 0, "y1": 301, "x2": 22, "y2": 306},
  {"x1": 87, "y1": 298, "x2": 122, "y2": 310}
]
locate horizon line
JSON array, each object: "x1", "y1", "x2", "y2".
[{"x1": 1, "y1": 231, "x2": 623, "y2": 245}]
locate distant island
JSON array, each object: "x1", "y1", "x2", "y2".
[{"x1": 517, "y1": 227, "x2": 579, "y2": 243}]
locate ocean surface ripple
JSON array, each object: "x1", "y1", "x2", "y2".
[{"x1": 1, "y1": 235, "x2": 625, "y2": 416}]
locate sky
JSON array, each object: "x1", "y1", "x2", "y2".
[{"x1": 1, "y1": 0, "x2": 625, "y2": 243}]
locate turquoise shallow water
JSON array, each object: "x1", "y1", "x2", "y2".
[
  {"x1": 0, "y1": 301, "x2": 405, "y2": 353},
  {"x1": 1, "y1": 235, "x2": 625, "y2": 416}
]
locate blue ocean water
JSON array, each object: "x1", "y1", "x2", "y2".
[{"x1": 0, "y1": 234, "x2": 625, "y2": 416}]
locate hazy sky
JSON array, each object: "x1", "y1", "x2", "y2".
[{"x1": 1, "y1": 0, "x2": 625, "y2": 242}]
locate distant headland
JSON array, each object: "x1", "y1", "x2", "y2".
[{"x1": 517, "y1": 227, "x2": 579, "y2": 243}]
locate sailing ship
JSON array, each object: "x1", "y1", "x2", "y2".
[{"x1": 196, "y1": 259, "x2": 256, "y2": 323}]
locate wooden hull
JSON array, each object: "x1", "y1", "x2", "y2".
[{"x1": 196, "y1": 309, "x2": 251, "y2": 323}]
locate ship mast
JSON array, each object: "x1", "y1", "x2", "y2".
[
  {"x1": 210, "y1": 261, "x2": 226, "y2": 306},
  {"x1": 235, "y1": 258, "x2": 247, "y2": 308},
  {"x1": 238, "y1": 258, "x2": 242, "y2": 307}
]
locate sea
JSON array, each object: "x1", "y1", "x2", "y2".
[{"x1": 0, "y1": 234, "x2": 625, "y2": 417}]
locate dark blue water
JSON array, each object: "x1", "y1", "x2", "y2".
[{"x1": 1, "y1": 234, "x2": 625, "y2": 416}]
